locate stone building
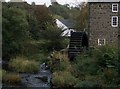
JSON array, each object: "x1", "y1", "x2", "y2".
[{"x1": 88, "y1": 1, "x2": 120, "y2": 47}]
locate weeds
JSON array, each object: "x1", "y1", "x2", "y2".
[
  {"x1": 2, "y1": 70, "x2": 21, "y2": 85},
  {"x1": 9, "y1": 56, "x2": 39, "y2": 73}
]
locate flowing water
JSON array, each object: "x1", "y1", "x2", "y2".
[{"x1": 2, "y1": 63, "x2": 52, "y2": 89}]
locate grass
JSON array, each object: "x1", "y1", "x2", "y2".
[
  {"x1": 50, "y1": 51, "x2": 78, "y2": 87},
  {"x1": 0, "y1": 69, "x2": 2, "y2": 81},
  {"x1": 52, "y1": 71, "x2": 78, "y2": 88},
  {"x1": 51, "y1": 46, "x2": 119, "y2": 88},
  {"x1": 49, "y1": 51, "x2": 72, "y2": 72},
  {"x1": 2, "y1": 70, "x2": 21, "y2": 85},
  {"x1": 9, "y1": 56, "x2": 39, "y2": 73}
]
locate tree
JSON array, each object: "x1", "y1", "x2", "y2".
[
  {"x1": 40, "y1": 25, "x2": 65, "y2": 52},
  {"x1": 33, "y1": 5, "x2": 54, "y2": 30},
  {"x1": 75, "y1": 2, "x2": 89, "y2": 31},
  {"x1": 27, "y1": 5, "x2": 55, "y2": 40},
  {"x1": 49, "y1": 3, "x2": 80, "y2": 20},
  {"x1": 2, "y1": 4, "x2": 29, "y2": 59},
  {"x1": 49, "y1": 3, "x2": 70, "y2": 19}
]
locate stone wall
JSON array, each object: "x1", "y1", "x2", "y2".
[{"x1": 89, "y1": 2, "x2": 119, "y2": 47}]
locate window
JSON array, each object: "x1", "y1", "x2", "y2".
[
  {"x1": 112, "y1": 4, "x2": 118, "y2": 12},
  {"x1": 112, "y1": 16, "x2": 118, "y2": 27},
  {"x1": 98, "y1": 39, "x2": 105, "y2": 46}
]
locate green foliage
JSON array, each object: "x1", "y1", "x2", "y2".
[
  {"x1": 53, "y1": 14, "x2": 64, "y2": 19},
  {"x1": 49, "y1": 3, "x2": 80, "y2": 19},
  {"x1": 33, "y1": 5, "x2": 54, "y2": 31},
  {"x1": 21, "y1": 40, "x2": 41, "y2": 56},
  {"x1": 103, "y1": 68, "x2": 118, "y2": 83},
  {"x1": 49, "y1": 4, "x2": 70, "y2": 19},
  {"x1": 75, "y1": 80, "x2": 98, "y2": 87},
  {"x1": 2, "y1": 4, "x2": 29, "y2": 59},
  {"x1": 27, "y1": 14, "x2": 40, "y2": 40},
  {"x1": 2, "y1": 3, "x2": 56, "y2": 60},
  {"x1": 51, "y1": 46, "x2": 119, "y2": 87},
  {"x1": 92, "y1": 46, "x2": 118, "y2": 69},
  {"x1": 74, "y1": 46, "x2": 119, "y2": 87},
  {"x1": 52, "y1": 71, "x2": 78, "y2": 88},
  {"x1": 40, "y1": 25, "x2": 66, "y2": 52},
  {"x1": 48, "y1": 51, "x2": 71, "y2": 72},
  {"x1": 50, "y1": 51, "x2": 79, "y2": 87},
  {"x1": 75, "y1": 54, "x2": 99, "y2": 75},
  {"x1": 9, "y1": 56, "x2": 39, "y2": 73},
  {"x1": 28, "y1": 53, "x2": 49, "y2": 64},
  {"x1": 75, "y1": 2, "x2": 89, "y2": 31}
]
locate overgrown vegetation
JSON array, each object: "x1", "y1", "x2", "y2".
[
  {"x1": 2, "y1": 70, "x2": 21, "y2": 85},
  {"x1": 49, "y1": 51, "x2": 78, "y2": 88},
  {"x1": 50, "y1": 46, "x2": 120, "y2": 88},
  {"x1": 2, "y1": 2, "x2": 69, "y2": 86},
  {"x1": 2, "y1": 2, "x2": 67, "y2": 60},
  {"x1": 2, "y1": 1, "x2": 120, "y2": 88},
  {"x1": 9, "y1": 56, "x2": 39, "y2": 73},
  {"x1": 52, "y1": 71, "x2": 78, "y2": 88}
]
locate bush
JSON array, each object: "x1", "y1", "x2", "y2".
[
  {"x1": 2, "y1": 70, "x2": 21, "y2": 85},
  {"x1": 75, "y1": 80, "x2": 98, "y2": 87},
  {"x1": 28, "y1": 53, "x2": 49, "y2": 64},
  {"x1": 75, "y1": 46, "x2": 119, "y2": 87},
  {"x1": 92, "y1": 46, "x2": 118, "y2": 69},
  {"x1": 40, "y1": 25, "x2": 66, "y2": 52},
  {"x1": 22, "y1": 41, "x2": 40, "y2": 56},
  {"x1": 52, "y1": 71, "x2": 78, "y2": 88},
  {"x1": 9, "y1": 56, "x2": 39, "y2": 73},
  {"x1": 75, "y1": 54, "x2": 99, "y2": 75},
  {"x1": 49, "y1": 51, "x2": 74, "y2": 73},
  {"x1": 103, "y1": 68, "x2": 118, "y2": 83}
]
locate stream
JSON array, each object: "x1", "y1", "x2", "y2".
[{"x1": 2, "y1": 63, "x2": 52, "y2": 89}]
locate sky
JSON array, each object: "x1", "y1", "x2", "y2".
[{"x1": 6, "y1": 0, "x2": 85, "y2": 6}]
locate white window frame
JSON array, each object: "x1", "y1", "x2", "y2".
[
  {"x1": 112, "y1": 4, "x2": 118, "y2": 12},
  {"x1": 111, "y1": 16, "x2": 118, "y2": 27},
  {"x1": 98, "y1": 39, "x2": 106, "y2": 46}
]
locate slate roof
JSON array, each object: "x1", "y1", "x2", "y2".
[{"x1": 59, "y1": 19, "x2": 75, "y2": 29}]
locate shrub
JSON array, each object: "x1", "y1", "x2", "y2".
[
  {"x1": 49, "y1": 51, "x2": 71, "y2": 72},
  {"x1": 103, "y1": 68, "x2": 118, "y2": 83},
  {"x1": 40, "y1": 25, "x2": 67, "y2": 52},
  {"x1": 75, "y1": 80, "x2": 98, "y2": 87},
  {"x1": 28, "y1": 53, "x2": 49, "y2": 64},
  {"x1": 92, "y1": 46, "x2": 118, "y2": 69},
  {"x1": 52, "y1": 71, "x2": 78, "y2": 88},
  {"x1": 75, "y1": 54, "x2": 99, "y2": 75},
  {"x1": 9, "y1": 56, "x2": 39, "y2": 73},
  {"x1": 2, "y1": 70, "x2": 21, "y2": 85}
]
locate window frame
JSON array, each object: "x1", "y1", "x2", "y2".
[
  {"x1": 112, "y1": 4, "x2": 118, "y2": 12},
  {"x1": 98, "y1": 39, "x2": 106, "y2": 46},
  {"x1": 111, "y1": 16, "x2": 118, "y2": 27}
]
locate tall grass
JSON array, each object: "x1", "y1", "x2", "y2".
[
  {"x1": 52, "y1": 71, "x2": 78, "y2": 88},
  {"x1": 9, "y1": 56, "x2": 39, "y2": 73},
  {"x1": 50, "y1": 51, "x2": 78, "y2": 87},
  {"x1": 2, "y1": 70, "x2": 21, "y2": 85}
]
